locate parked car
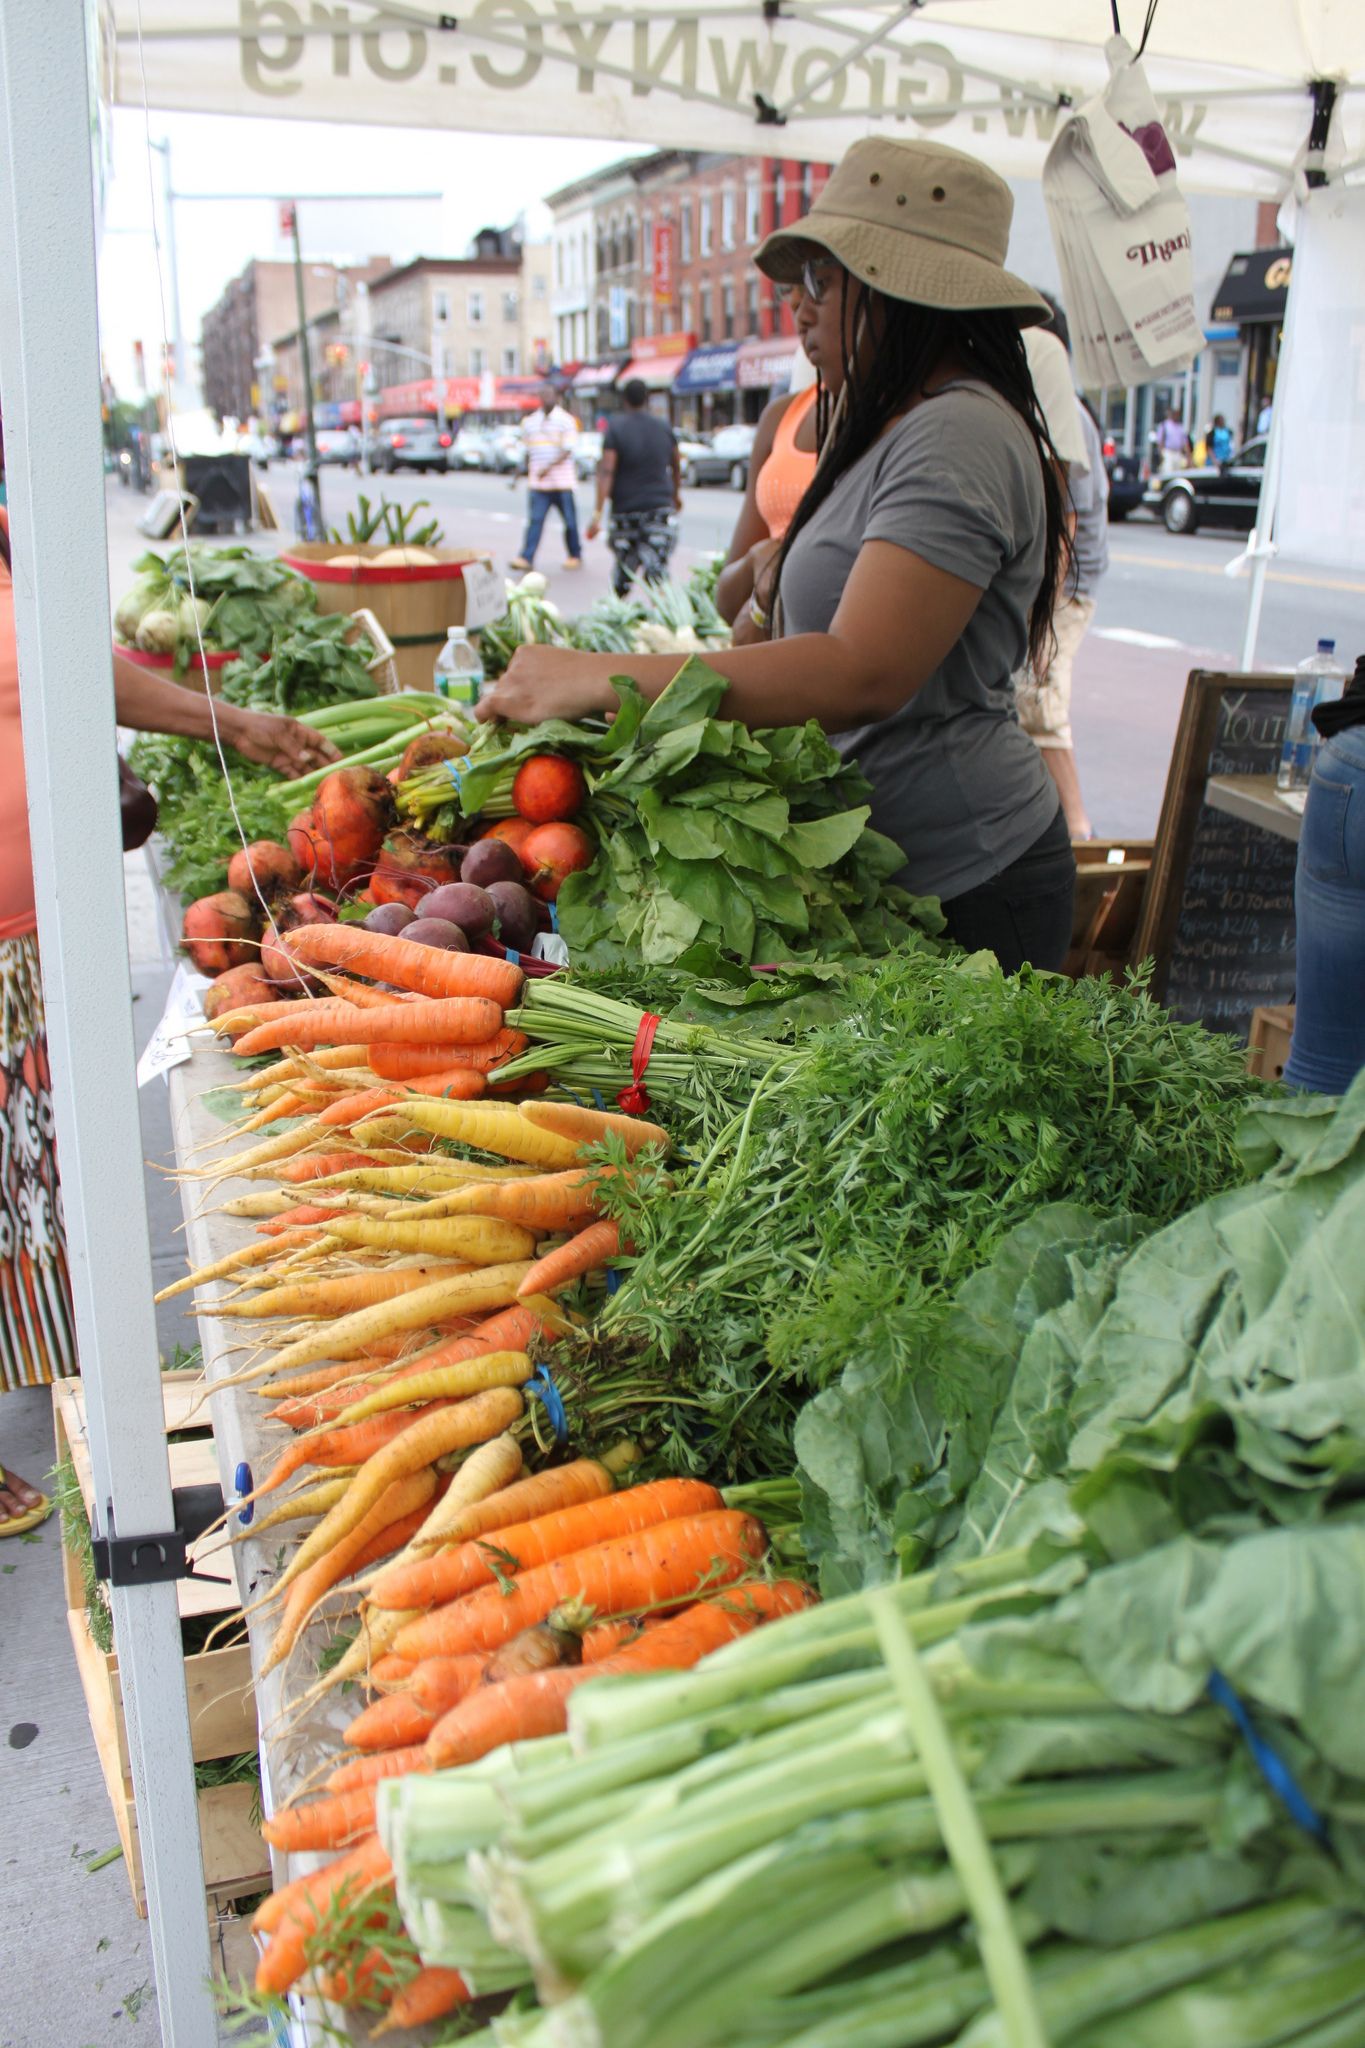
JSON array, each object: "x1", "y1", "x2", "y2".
[
  {"x1": 373, "y1": 416, "x2": 454, "y2": 474},
  {"x1": 488, "y1": 425, "x2": 527, "y2": 475},
  {"x1": 675, "y1": 434, "x2": 710, "y2": 485},
  {"x1": 315, "y1": 427, "x2": 360, "y2": 468},
  {"x1": 1102, "y1": 439, "x2": 1146, "y2": 521},
  {"x1": 574, "y1": 430, "x2": 604, "y2": 479},
  {"x1": 685, "y1": 424, "x2": 757, "y2": 489},
  {"x1": 1143, "y1": 437, "x2": 1266, "y2": 535},
  {"x1": 452, "y1": 427, "x2": 495, "y2": 470}
]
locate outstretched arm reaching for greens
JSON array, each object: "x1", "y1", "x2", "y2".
[
  {"x1": 112, "y1": 650, "x2": 341, "y2": 776},
  {"x1": 475, "y1": 539, "x2": 983, "y2": 737}
]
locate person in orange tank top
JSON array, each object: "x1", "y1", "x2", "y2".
[{"x1": 714, "y1": 310, "x2": 834, "y2": 644}]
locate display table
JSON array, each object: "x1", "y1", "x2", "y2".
[{"x1": 1204, "y1": 772, "x2": 1304, "y2": 845}]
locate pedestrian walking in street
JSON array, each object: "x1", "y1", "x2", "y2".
[
  {"x1": 1152, "y1": 406, "x2": 1190, "y2": 476},
  {"x1": 1016, "y1": 294, "x2": 1107, "y2": 840},
  {"x1": 510, "y1": 382, "x2": 582, "y2": 572},
  {"x1": 585, "y1": 379, "x2": 681, "y2": 597}
]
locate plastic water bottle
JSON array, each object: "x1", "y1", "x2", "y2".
[
  {"x1": 1279, "y1": 639, "x2": 1345, "y2": 793},
  {"x1": 434, "y1": 625, "x2": 484, "y2": 706}
]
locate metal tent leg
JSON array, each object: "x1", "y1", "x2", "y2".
[{"x1": 0, "y1": 4, "x2": 218, "y2": 2043}]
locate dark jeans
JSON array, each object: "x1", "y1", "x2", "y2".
[
  {"x1": 1284, "y1": 728, "x2": 1365, "y2": 1094},
  {"x1": 940, "y1": 805, "x2": 1076, "y2": 974},
  {"x1": 521, "y1": 488, "x2": 581, "y2": 564}
]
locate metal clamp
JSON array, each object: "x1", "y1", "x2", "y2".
[{"x1": 91, "y1": 1483, "x2": 225, "y2": 1589}]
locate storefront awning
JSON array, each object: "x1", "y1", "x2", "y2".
[
  {"x1": 1210, "y1": 249, "x2": 1294, "y2": 327},
  {"x1": 674, "y1": 342, "x2": 741, "y2": 394},
  {"x1": 573, "y1": 362, "x2": 621, "y2": 393},
  {"x1": 736, "y1": 338, "x2": 799, "y2": 392},
  {"x1": 621, "y1": 353, "x2": 687, "y2": 390}
]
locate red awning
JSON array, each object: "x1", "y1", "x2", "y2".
[
  {"x1": 573, "y1": 362, "x2": 622, "y2": 392},
  {"x1": 736, "y1": 338, "x2": 799, "y2": 391},
  {"x1": 621, "y1": 354, "x2": 686, "y2": 390}
]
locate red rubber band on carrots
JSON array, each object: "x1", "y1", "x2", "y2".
[{"x1": 617, "y1": 1012, "x2": 661, "y2": 1114}]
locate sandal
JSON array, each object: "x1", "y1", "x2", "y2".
[{"x1": 0, "y1": 1462, "x2": 52, "y2": 1538}]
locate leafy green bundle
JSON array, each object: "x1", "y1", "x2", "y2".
[
  {"x1": 114, "y1": 543, "x2": 316, "y2": 676},
  {"x1": 441, "y1": 660, "x2": 936, "y2": 966},
  {"x1": 218, "y1": 611, "x2": 379, "y2": 715},
  {"x1": 580, "y1": 947, "x2": 1261, "y2": 1483}
]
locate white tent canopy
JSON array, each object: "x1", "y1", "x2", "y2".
[{"x1": 106, "y1": 2, "x2": 1365, "y2": 194}]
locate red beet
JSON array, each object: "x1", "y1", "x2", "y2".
[
  {"x1": 370, "y1": 832, "x2": 462, "y2": 910},
  {"x1": 461, "y1": 838, "x2": 524, "y2": 889},
  {"x1": 365, "y1": 903, "x2": 415, "y2": 936},
  {"x1": 261, "y1": 893, "x2": 337, "y2": 989},
  {"x1": 182, "y1": 890, "x2": 256, "y2": 975},
  {"x1": 415, "y1": 882, "x2": 495, "y2": 939},
  {"x1": 520, "y1": 821, "x2": 594, "y2": 902},
  {"x1": 482, "y1": 817, "x2": 536, "y2": 856},
  {"x1": 403, "y1": 917, "x2": 470, "y2": 952},
  {"x1": 227, "y1": 839, "x2": 302, "y2": 901},
  {"x1": 484, "y1": 880, "x2": 539, "y2": 953},
  {"x1": 512, "y1": 754, "x2": 587, "y2": 825},
  {"x1": 202, "y1": 963, "x2": 276, "y2": 1022},
  {"x1": 398, "y1": 731, "x2": 469, "y2": 779},
  {"x1": 311, "y1": 766, "x2": 392, "y2": 880}
]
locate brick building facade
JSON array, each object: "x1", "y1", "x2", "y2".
[{"x1": 200, "y1": 258, "x2": 388, "y2": 424}]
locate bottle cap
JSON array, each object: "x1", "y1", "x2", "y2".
[{"x1": 1318, "y1": 639, "x2": 1336, "y2": 652}]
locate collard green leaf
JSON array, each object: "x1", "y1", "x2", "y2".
[{"x1": 782, "y1": 809, "x2": 874, "y2": 871}]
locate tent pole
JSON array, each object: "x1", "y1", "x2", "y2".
[{"x1": 0, "y1": 4, "x2": 218, "y2": 2043}]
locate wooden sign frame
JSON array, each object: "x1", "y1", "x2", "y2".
[{"x1": 1133, "y1": 669, "x2": 1294, "y2": 1018}]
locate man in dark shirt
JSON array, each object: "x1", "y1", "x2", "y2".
[{"x1": 586, "y1": 378, "x2": 681, "y2": 597}]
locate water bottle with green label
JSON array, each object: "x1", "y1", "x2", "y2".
[{"x1": 434, "y1": 625, "x2": 484, "y2": 705}]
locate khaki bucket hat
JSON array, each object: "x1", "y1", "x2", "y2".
[{"x1": 755, "y1": 137, "x2": 1048, "y2": 325}]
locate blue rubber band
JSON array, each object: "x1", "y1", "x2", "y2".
[
  {"x1": 591, "y1": 1088, "x2": 606, "y2": 1111},
  {"x1": 1207, "y1": 1671, "x2": 1328, "y2": 1840},
  {"x1": 606, "y1": 1267, "x2": 621, "y2": 1295},
  {"x1": 444, "y1": 756, "x2": 469, "y2": 787},
  {"x1": 548, "y1": 899, "x2": 560, "y2": 933},
  {"x1": 505, "y1": 948, "x2": 521, "y2": 966},
  {"x1": 527, "y1": 1364, "x2": 569, "y2": 1446},
  {"x1": 233, "y1": 1460, "x2": 254, "y2": 1528}
]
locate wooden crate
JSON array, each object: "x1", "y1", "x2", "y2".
[
  {"x1": 53, "y1": 1374, "x2": 267, "y2": 1915},
  {"x1": 1064, "y1": 840, "x2": 1154, "y2": 981},
  {"x1": 1247, "y1": 1004, "x2": 1295, "y2": 1081}
]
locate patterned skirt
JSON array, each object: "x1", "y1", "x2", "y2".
[{"x1": 0, "y1": 930, "x2": 76, "y2": 1390}]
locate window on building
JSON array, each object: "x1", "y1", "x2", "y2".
[
  {"x1": 745, "y1": 174, "x2": 761, "y2": 244},
  {"x1": 745, "y1": 275, "x2": 760, "y2": 335},
  {"x1": 503, "y1": 290, "x2": 519, "y2": 322},
  {"x1": 699, "y1": 196, "x2": 713, "y2": 258},
  {"x1": 699, "y1": 282, "x2": 713, "y2": 343},
  {"x1": 609, "y1": 220, "x2": 620, "y2": 271},
  {"x1": 721, "y1": 186, "x2": 736, "y2": 250},
  {"x1": 680, "y1": 199, "x2": 693, "y2": 263},
  {"x1": 642, "y1": 296, "x2": 654, "y2": 339},
  {"x1": 433, "y1": 288, "x2": 451, "y2": 322},
  {"x1": 533, "y1": 273, "x2": 546, "y2": 299},
  {"x1": 773, "y1": 168, "x2": 786, "y2": 222},
  {"x1": 471, "y1": 345, "x2": 487, "y2": 374},
  {"x1": 502, "y1": 344, "x2": 519, "y2": 375},
  {"x1": 555, "y1": 243, "x2": 564, "y2": 287},
  {"x1": 680, "y1": 284, "x2": 693, "y2": 336},
  {"x1": 625, "y1": 215, "x2": 637, "y2": 266},
  {"x1": 597, "y1": 230, "x2": 608, "y2": 275},
  {"x1": 721, "y1": 277, "x2": 736, "y2": 341},
  {"x1": 467, "y1": 290, "x2": 484, "y2": 324},
  {"x1": 596, "y1": 304, "x2": 609, "y2": 353}
]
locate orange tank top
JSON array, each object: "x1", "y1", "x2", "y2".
[{"x1": 754, "y1": 386, "x2": 818, "y2": 541}]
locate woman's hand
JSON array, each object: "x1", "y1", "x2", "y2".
[
  {"x1": 222, "y1": 706, "x2": 341, "y2": 776},
  {"x1": 476, "y1": 645, "x2": 616, "y2": 726}
]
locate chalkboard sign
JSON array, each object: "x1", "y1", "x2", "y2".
[{"x1": 1132, "y1": 671, "x2": 1296, "y2": 1040}]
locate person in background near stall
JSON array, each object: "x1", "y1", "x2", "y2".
[
  {"x1": 1284, "y1": 652, "x2": 1365, "y2": 1095},
  {"x1": 511, "y1": 382, "x2": 582, "y2": 574},
  {"x1": 585, "y1": 378, "x2": 681, "y2": 598},
  {"x1": 0, "y1": 457, "x2": 336, "y2": 1535},
  {"x1": 1015, "y1": 292, "x2": 1107, "y2": 841},
  {"x1": 477, "y1": 137, "x2": 1076, "y2": 976},
  {"x1": 1207, "y1": 413, "x2": 1234, "y2": 464},
  {"x1": 715, "y1": 352, "x2": 820, "y2": 645},
  {"x1": 1152, "y1": 406, "x2": 1190, "y2": 475},
  {"x1": 1257, "y1": 396, "x2": 1274, "y2": 435}
]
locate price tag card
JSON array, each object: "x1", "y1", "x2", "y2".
[
  {"x1": 137, "y1": 962, "x2": 211, "y2": 1088},
  {"x1": 462, "y1": 560, "x2": 505, "y2": 633}
]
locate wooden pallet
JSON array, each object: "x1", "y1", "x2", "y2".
[{"x1": 53, "y1": 1373, "x2": 268, "y2": 1915}]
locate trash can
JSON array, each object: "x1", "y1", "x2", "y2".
[{"x1": 182, "y1": 453, "x2": 252, "y2": 535}]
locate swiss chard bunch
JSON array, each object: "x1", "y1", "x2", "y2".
[
  {"x1": 152, "y1": 543, "x2": 316, "y2": 663},
  {"x1": 220, "y1": 613, "x2": 379, "y2": 715}
]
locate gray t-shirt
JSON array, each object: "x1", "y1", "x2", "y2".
[
  {"x1": 1069, "y1": 404, "x2": 1110, "y2": 599},
  {"x1": 779, "y1": 381, "x2": 1060, "y2": 900}
]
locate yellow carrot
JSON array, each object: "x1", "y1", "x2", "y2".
[
  {"x1": 370, "y1": 1100, "x2": 581, "y2": 1169},
  {"x1": 519, "y1": 1098, "x2": 671, "y2": 1157},
  {"x1": 306, "y1": 1160, "x2": 529, "y2": 1197},
  {"x1": 153, "y1": 1227, "x2": 318, "y2": 1303},
  {"x1": 222, "y1": 1044, "x2": 373, "y2": 1094},
  {"x1": 275, "y1": 1386, "x2": 525, "y2": 1594},
  {"x1": 318, "y1": 1215, "x2": 538, "y2": 1264},
  {"x1": 232, "y1": 1473, "x2": 357, "y2": 1540},
  {"x1": 202, "y1": 1264, "x2": 473, "y2": 1323},
  {"x1": 182, "y1": 1123, "x2": 321, "y2": 1180},
  {"x1": 218, "y1": 1190, "x2": 297, "y2": 1219},
  {"x1": 374, "y1": 1431, "x2": 523, "y2": 1579},
  {"x1": 328, "y1": 1351, "x2": 532, "y2": 1428},
  {"x1": 254, "y1": 1262, "x2": 535, "y2": 1378}
]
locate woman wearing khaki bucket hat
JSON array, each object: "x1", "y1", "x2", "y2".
[{"x1": 478, "y1": 137, "x2": 1077, "y2": 972}]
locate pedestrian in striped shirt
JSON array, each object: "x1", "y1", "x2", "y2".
[{"x1": 511, "y1": 382, "x2": 583, "y2": 572}]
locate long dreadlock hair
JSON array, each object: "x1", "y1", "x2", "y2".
[{"x1": 773, "y1": 275, "x2": 1072, "y2": 678}]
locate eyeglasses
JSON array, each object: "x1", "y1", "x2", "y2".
[{"x1": 793, "y1": 256, "x2": 840, "y2": 306}]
